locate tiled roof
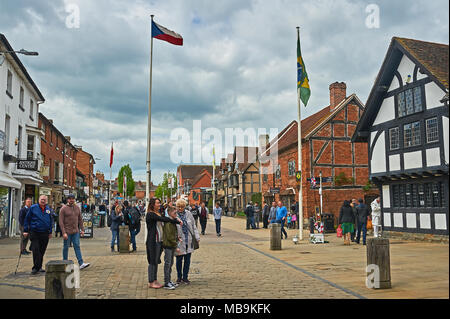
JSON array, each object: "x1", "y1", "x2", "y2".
[
  {"x1": 395, "y1": 37, "x2": 449, "y2": 88},
  {"x1": 235, "y1": 146, "x2": 259, "y2": 172},
  {"x1": 178, "y1": 165, "x2": 212, "y2": 180}
]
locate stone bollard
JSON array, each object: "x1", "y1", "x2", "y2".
[
  {"x1": 45, "y1": 260, "x2": 76, "y2": 299},
  {"x1": 119, "y1": 225, "x2": 130, "y2": 253},
  {"x1": 269, "y1": 223, "x2": 282, "y2": 250},
  {"x1": 366, "y1": 238, "x2": 391, "y2": 289}
]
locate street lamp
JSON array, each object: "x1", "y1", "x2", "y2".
[{"x1": 0, "y1": 49, "x2": 39, "y2": 66}]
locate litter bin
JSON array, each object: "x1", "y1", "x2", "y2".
[{"x1": 322, "y1": 213, "x2": 335, "y2": 233}]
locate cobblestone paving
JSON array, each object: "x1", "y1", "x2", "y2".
[{"x1": 0, "y1": 216, "x2": 447, "y2": 299}]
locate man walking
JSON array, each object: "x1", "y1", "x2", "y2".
[
  {"x1": 262, "y1": 201, "x2": 270, "y2": 229},
  {"x1": 371, "y1": 197, "x2": 382, "y2": 238},
  {"x1": 275, "y1": 201, "x2": 288, "y2": 239},
  {"x1": 23, "y1": 195, "x2": 53, "y2": 275},
  {"x1": 18, "y1": 198, "x2": 32, "y2": 255},
  {"x1": 355, "y1": 198, "x2": 370, "y2": 245},
  {"x1": 213, "y1": 202, "x2": 222, "y2": 237},
  {"x1": 350, "y1": 198, "x2": 358, "y2": 242},
  {"x1": 59, "y1": 194, "x2": 90, "y2": 270},
  {"x1": 129, "y1": 201, "x2": 142, "y2": 251},
  {"x1": 191, "y1": 204, "x2": 199, "y2": 228},
  {"x1": 244, "y1": 202, "x2": 256, "y2": 229},
  {"x1": 269, "y1": 201, "x2": 277, "y2": 223},
  {"x1": 199, "y1": 202, "x2": 209, "y2": 235}
]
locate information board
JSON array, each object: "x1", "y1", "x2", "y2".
[{"x1": 80, "y1": 211, "x2": 94, "y2": 238}]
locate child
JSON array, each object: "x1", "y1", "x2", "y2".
[
  {"x1": 287, "y1": 213, "x2": 292, "y2": 229},
  {"x1": 291, "y1": 213, "x2": 297, "y2": 229},
  {"x1": 162, "y1": 206, "x2": 181, "y2": 290}
]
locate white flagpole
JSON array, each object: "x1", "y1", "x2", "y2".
[
  {"x1": 109, "y1": 142, "x2": 113, "y2": 220},
  {"x1": 212, "y1": 145, "x2": 215, "y2": 209},
  {"x1": 297, "y1": 26, "x2": 304, "y2": 241},
  {"x1": 145, "y1": 15, "x2": 154, "y2": 242}
]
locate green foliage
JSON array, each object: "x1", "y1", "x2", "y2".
[
  {"x1": 117, "y1": 164, "x2": 135, "y2": 197},
  {"x1": 363, "y1": 179, "x2": 376, "y2": 192},
  {"x1": 251, "y1": 193, "x2": 262, "y2": 206},
  {"x1": 154, "y1": 173, "x2": 177, "y2": 203},
  {"x1": 235, "y1": 211, "x2": 246, "y2": 217},
  {"x1": 334, "y1": 172, "x2": 354, "y2": 186},
  {"x1": 207, "y1": 198, "x2": 213, "y2": 211}
]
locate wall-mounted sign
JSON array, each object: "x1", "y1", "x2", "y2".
[
  {"x1": 270, "y1": 187, "x2": 280, "y2": 194},
  {"x1": 40, "y1": 187, "x2": 52, "y2": 196},
  {"x1": 17, "y1": 160, "x2": 38, "y2": 170}
]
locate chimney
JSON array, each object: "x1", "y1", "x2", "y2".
[
  {"x1": 48, "y1": 119, "x2": 53, "y2": 124},
  {"x1": 329, "y1": 82, "x2": 347, "y2": 111},
  {"x1": 65, "y1": 136, "x2": 71, "y2": 143},
  {"x1": 258, "y1": 134, "x2": 269, "y2": 152}
]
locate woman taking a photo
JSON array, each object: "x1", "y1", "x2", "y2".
[
  {"x1": 175, "y1": 199, "x2": 200, "y2": 285},
  {"x1": 110, "y1": 205, "x2": 123, "y2": 252},
  {"x1": 146, "y1": 197, "x2": 182, "y2": 289}
]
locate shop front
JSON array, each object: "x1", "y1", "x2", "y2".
[{"x1": 0, "y1": 172, "x2": 22, "y2": 238}]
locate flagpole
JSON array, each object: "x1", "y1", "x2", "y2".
[
  {"x1": 297, "y1": 26, "x2": 304, "y2": 241},
  {"x1": 212, "y1": 145, "x2": 215, "y2": 210},
  {"x1": 145, "y1": 14, "x2": 154, "y2": 242},
  {"x1": 109, "y1": 142, "x2": 113, "y2": 221}
]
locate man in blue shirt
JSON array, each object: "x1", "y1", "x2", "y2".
[
  {"x1": 23, "y1": 195, "x2": 53, "y2": 275},
  {"x1": 213, "y1": 202, "x2": 222, "y2": 237},
  {"x1": 275, "y1": 201, "x2": 288, "y2": 239}
]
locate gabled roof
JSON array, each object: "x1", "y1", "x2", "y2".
[
  {"x1": 234, "y1": 146, "x2": 258, "y2": 172},
  {"x1": 0, "y1": 33, "x2": 45, "y2": 101},
  {"x1": 352, "y1": 37, "x2": 449, "y2": 142},
  {"x1": 191, "y1": 169, "x2": 212, "y2": 187},
  {"x1": 178, "y1": 165, "x2": 212, "y2": 180}
]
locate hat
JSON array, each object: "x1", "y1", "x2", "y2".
[{"x1": 67, "y1": 193, "x2": 75, "y2": 199}]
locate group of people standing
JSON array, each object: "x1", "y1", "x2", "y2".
[
  {"x1": 338, "y1": 196, "x2": 381, "y2": 245},
  {"x1": 18, "y1": 194, "x2": 90, "y2": 275}
]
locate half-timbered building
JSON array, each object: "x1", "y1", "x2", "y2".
[{"x1": 353, "y1": 37, "x2": 449, "y2": 237}]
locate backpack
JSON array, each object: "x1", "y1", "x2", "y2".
[{"x1": 131, "y1": 207, "x2": 141, "y2": 226}]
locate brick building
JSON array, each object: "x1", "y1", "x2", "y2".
[
  {"x1": 75, "y1": 146, "x2": 95, "y2": 204},
  {"x1": 261, "y1": 82, "x2": 378, "y2": 224},
  {"x1": 38, "y1": 113, "x2": 78, "y2": 207},
  {"x1": 177, "y1": 165, "x2": 213, "y2": 203}
]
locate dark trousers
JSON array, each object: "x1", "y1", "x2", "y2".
[
  {"x1": 30, "y1": 232, "x2": 49, "y2": 271},
  {"x1": 199, "y1": 218, "x2": 207, "y2": 234},
  {"x1": 19, "y1": 225, "x2": 29, "y2": 252},
  {"x1": 215, "y1": 219, "x2": 221, "y2": 234},
  {"x1": 280, "y1": 220, "x2": 288, "y2": 239},
  {"x1": 193, "y1": 215, "x2": 199, "y2": 228},
  {"x1": 263, "y1": 215, "x2": 269, "y2": 228},
  {"x1": 350, "y1": 224, "x2": 356, "y2": 241},
  {"x1": 356, "y1": 222, "x2": 367, "y2": 244},
  {"x1": 176, "y1": 252, "x2": 192, "y2": 281}
]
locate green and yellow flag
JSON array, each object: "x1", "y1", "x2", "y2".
[{"x1": 297, "y1": 30, "x2": 310, "y2": 106}]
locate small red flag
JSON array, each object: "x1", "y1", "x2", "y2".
[{"x1": 110, "y1": 142, "x2": 114, "y2": 168}]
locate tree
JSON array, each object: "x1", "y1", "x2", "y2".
[
  {"x1": 251, "y1": 193, "x2": 262, "y2": 206},
  {"x1": 117, "y1": 164, "x2": 135, "y2": 198},
  {"x1": 155, "y1": 173, "x2": 177, "y2": 203}
]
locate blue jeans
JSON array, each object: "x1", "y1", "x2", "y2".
[
  {"x1": 130, "y1": 229, "x2": 137, "y2": 250},
  {"x1": 176, "y1": 252, "x2": 192, "y2": 281},
  {"x1": 271, "y1": 219, "x2": 288, "y2": 238},
  {"x1": 356, "y1": 222, "x2": 367, "y2": 244},
  {"x1": 63, "y1": 232, "x2": 83, "y2": 265},
  {"x1": 215, "y1": 219, "x2": 221, "y2": 234},
  {"x1": 250, "y1": 216, "x2": 256, "y2": 229},
  {"x1": 111, "y1": 229, "x2": 119, "y2": 248}
]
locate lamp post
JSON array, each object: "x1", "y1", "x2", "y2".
[{"x1": 0, "y1": 49, "x2": 39, "y2": 66}]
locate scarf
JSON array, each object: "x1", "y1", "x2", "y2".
[{"x1": 179, "y1": 211, "x2": 189, "y2": 245}]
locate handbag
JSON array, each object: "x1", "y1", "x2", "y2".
[
  {"x1": 336, "y1": 225, "x2": 343, "y2": 238},
  {"x1": 187, "y1": 225, "x2": 199, "y2": 250},
  {"x1": 367, "y1": 218, "x2": 373, "y2": 230}
]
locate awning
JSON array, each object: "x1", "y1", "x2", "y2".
[
  {"x1": 12, "y1": 173, "x2": 43, "y2": 186},
  {"x1": 280, "y1": 188, "x2": 296, "y2": 196},
  {"x1": 0, "y1": 172, "x2": 22, "y2": 189}
]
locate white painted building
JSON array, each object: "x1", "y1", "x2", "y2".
[
  {"x1": 0, "y1": 34, "x2": 45, "y2": 238},
  {"x1": 353, "y1": 37, "x2": 449, "y2": 236}
]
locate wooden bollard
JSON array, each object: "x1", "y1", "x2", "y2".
[
  {"x1": 45, "y1": 260, "x2": 76, "y2": 299},
  {"x1": 366, "y1": 238, "x2": 391, "y2": 289},
  {"x1": 119, "y1": 225, "x2": 130, "y2": 253},
  {"x1": 270, "y1": 223, "x2": 282, "y2": 250}
]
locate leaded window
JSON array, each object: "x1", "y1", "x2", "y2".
[
  {"x1": 426, "y1": 117, "x2": 439, "y2": 143},
  {"x1": 392, "y1": 185, "x2": 400, "y2": 207},
  {"x1": 389, "y1": 127, "x2": 400, "y2": 150},
  {"x1": 392, "y1": 182, "x2": 444, "y2": 208},
  {"x1": 288, "y1": 160, "x2": 296, "y2": 176},
  {"x1": 397, "y1": 86, "x2": 423, "y2": 117},
  {"x1": 405, "y1": 184, "x2": 412, "y2": 207},
  {"x1": 404, "y1": 121, "x2": 421, "y2": 147}
]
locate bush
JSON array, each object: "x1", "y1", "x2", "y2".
[
  {"x1": 235, "y1": 211, "x2": 246, "y2": 217},
  {"x1": 251, "y1": 193, "x2": 262, "y2": 206}
]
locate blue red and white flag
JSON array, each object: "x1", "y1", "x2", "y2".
[
  {"x1": 152, "y1": 20, "x2": 183, "y2": 46},
  {"x1": 311, "y1": 177, "x2": 317, "y2": 188}
]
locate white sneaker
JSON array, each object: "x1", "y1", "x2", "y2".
[
  {"x1": 169, "y1": 281, "x2": 179, "y2": 287},
  {"x1": 163, "y1": 282, "x2": 176, "y2": 290},
  {"x1": 80, "y1": 263, "x2": 90, "y2": 270}
]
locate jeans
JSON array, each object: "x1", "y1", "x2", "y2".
[
  {"x1": 215, "y1": 219, "x2": 221, "y2": 234},
  {"x1": 164, "y1": 247, "x2": 176, "y2": 284},
  {"x1": 176, "y1": 251, "x2": 192, "y2": 281},
  {"x1": 148, "y1": 242, "x2": 162, "y2": 282},
  {"x1": 356, "y1": 222, "x2": 367, "y2": 244},
  {"x1": 63, "y1": 232, "x2": 84, "y2": 265},
  {"x1": 200, "y1": 218, "x2": 207, "y2": 234},
  {"x1": 280, "y1": 219, "x2": 288, "y2": 239},
  {"x1": 129, "y1": 229, "x2": 137, "y2": 250},
  {"x1": 249, "y1": 216, "x2": 256, "y2": 229},
  {"x1": 111, "y1": 229, "x2": 119, "y2": 248},
  {"x1": 255, "y1": 213, "x2": 260, "y2": 228}
]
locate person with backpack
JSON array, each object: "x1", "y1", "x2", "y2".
[
  {"x1": 244, "y1": 202, "x2": 256, "y2": 230},
  {"x1": 191, "y1": 204, "x2": 199, "y2": 229},
  {"x1": 355, "y1": 198, "x2": 370, "y2": 245},
  {"x1": 123, "y1": 201, "x2": 140, "y2": 252},
  {"x1": 110, "y1": 205, "x2": 124, "y2": 252}
]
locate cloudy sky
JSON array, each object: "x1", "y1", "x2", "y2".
[{"x1": 1, "y1": 0, "x2": 448, "y2": 184}]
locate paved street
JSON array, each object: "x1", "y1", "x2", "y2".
[{"x1": 0, "y1": 216, "x2": 448, "y2": 299}]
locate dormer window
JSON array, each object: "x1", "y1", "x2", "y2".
[{"x1": 397, "y1": 86, "x2": 423, "y2": 117}]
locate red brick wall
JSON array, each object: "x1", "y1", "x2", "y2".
[
  {"x1": 76, "y1": 149, "x2": 94, "y2": 195},
  {"x1": 188, "y1": 171, "x2": 212, "y2": 205}
]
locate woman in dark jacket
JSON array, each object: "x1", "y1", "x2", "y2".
[
  {"x1": 110, "y1": 205, "x2": 123, "y2": 252},
  {"x1": 339, "y1": 200, "x2": 355, "y2": 245},
  {"x1": 146, "y1": 198, "x2": 182, "y2": 289}
]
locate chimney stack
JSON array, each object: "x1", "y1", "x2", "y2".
[
  {"x1": 329, "y1": 82, "x2": 347, "y2": 111},
  {"x1": 259, "y1": 134, "x2": 269, "y2": 151}
]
